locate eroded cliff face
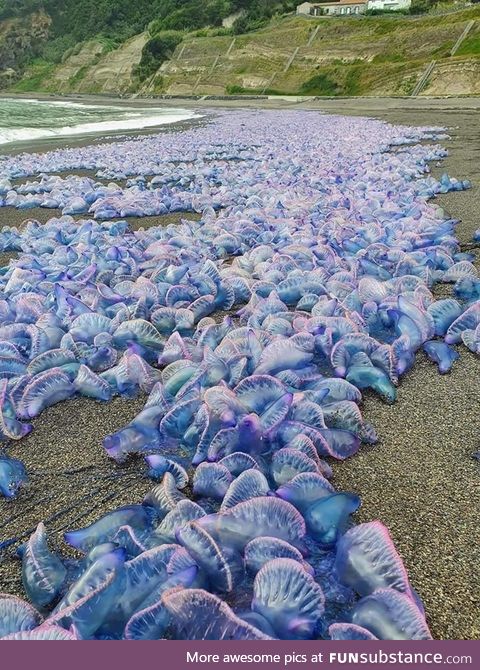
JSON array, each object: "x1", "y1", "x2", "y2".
[
  {"x1": 16, "y1": 32, "x2": 148, "y2": 94},
  {"x1": 74, "y1": 34, "x2": 148, "y2": 94},
  {"x1": 46, "y1": 40, "x2": 105, "y2": 93},
  {"x1": 0, "y1": 11, "x2": 51, "y2": 86},
  {"x1": 3, "y1": 8, "x2": 480, "y2": 97},
  {"x1": 423, "y1": 59, "x2": 480, "y2": 96}
]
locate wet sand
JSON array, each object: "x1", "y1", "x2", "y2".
[
  {"x1": 0, "y1": 98, "x2": 479, "y2": 639},
  {"x1": 0, "y1": 396, "x2": 151, "y2": 596}
]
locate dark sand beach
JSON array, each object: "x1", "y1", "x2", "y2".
[
  {"x1": 315, "y1": 100, "x2": 480, "y2": 641},
  {"x1": 0, "y1": 97, "x2": 479, "y2": 639}
]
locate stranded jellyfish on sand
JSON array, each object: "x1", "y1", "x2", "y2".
[{"x1": 0, "y1": 110, "x2": 474, "y2": 639}]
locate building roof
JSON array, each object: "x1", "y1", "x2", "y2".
[{"x1": 308, "y1": 1, "x2": 367, "y2": 5}]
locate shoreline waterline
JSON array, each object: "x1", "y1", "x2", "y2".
[{"x1": 0, "y1": 96, "x2": 199, "y2": 149}]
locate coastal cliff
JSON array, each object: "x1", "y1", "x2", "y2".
[
  {"x1": 0, "y1": 10, "x2": 51, "y2": 87},
  {"x1": 1, "y1": 3, "x2": 479, "y2": 96}
]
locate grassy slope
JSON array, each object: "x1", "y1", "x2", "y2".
[
  {"x1": 8, "y1": 6, "x2": 480, "y2": 96},
  {"x1": 160, "y1": 7, "x2": 480, "y2": 96}
]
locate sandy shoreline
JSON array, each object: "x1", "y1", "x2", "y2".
[
  {"x1": 1, "y1": 94, "x2": 479, "y2": 157},
  {"x1": 0, "y1": 112, "x2": 209, "y2": 157},
  {"x1": 0, "y1": 98, "x2": 479, "y2": 639}
]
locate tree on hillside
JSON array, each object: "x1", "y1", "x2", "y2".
[
  {"x1": 0, "y1": 1, "x2": 299, "y2": 43},
  {"x1": 0, "y1": 0, "x2": 45, "y2": 19}
]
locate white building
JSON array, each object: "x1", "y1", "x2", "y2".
[
  {"x1": 296, "y1": 1, "x2": 368, "y2": 15},
  {"x1": 296, "y1": 0, "x2": 411, "y2": 14},
  {"x1": 367, "y1": 0, "x2": 411, "y2": 10}
]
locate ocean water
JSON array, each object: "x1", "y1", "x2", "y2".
[{"x1": 0, "y1": 97, "x2": 197, "y2": 146}]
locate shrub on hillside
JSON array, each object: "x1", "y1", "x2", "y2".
[
  {"x1": 0, "y1": 0, "x2": 44, "y2": 19},
  {"x1": 40, "y1": 35, "x2": 77, "y2": 63},
  {"x1": 299, "y1": 73, "x2": 341, "y2": 96},
  {"x1": 226, "y1": 83, "x2": 247, "y2": 94},
  {"x1": 409, "y1": 0, "x2": 436, "y2": 14},
  {"x1": 134, "y1": 31, "x2": 183, "y2": 82},
  {"x1": 232, "y1": 0, "x2": 297, "y2": 34}
]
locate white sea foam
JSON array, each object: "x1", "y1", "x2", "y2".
[
  {"x1": 0, "y1": 99, "x2": 197, "y2": 146},
  {"x1": 0, "y1": 96, "x2": 128, "y2": 111}
]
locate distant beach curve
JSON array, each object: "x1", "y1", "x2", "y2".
[{"x1": 0, "y1": 97, "x2": 197, "y2": 146}]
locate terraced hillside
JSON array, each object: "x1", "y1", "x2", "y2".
[
  {"x1": 157, "y1": 8, "x2": 480, "y2": 96},
  {"x1": 9, "y1": 6, "x2": 480, "y2": 96}
]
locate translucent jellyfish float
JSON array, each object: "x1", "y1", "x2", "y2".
[{"x1": 0, "y1": 109, "x2": 475, "y2": 640}]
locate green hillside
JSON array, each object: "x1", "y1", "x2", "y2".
[
  {"x1": 1, "y1": 2, "x2": 479, "y2": 96},
  {"x1": 154, "y1": 7, "x2": 480, "y2": 96},
  {"x1": 0, "y1": 1, "x2": 295, "y2": 54},
  {"x1": 0, "y1": 1, "x2": 296, "y2": 89}
]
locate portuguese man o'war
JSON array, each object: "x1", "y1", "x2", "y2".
[
  {"x1": 0, "y1": 452, "x2": 28, "y2": 499},
  {"x1": 0, "y1": 107, "x2": 475, "y2": 639}
]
